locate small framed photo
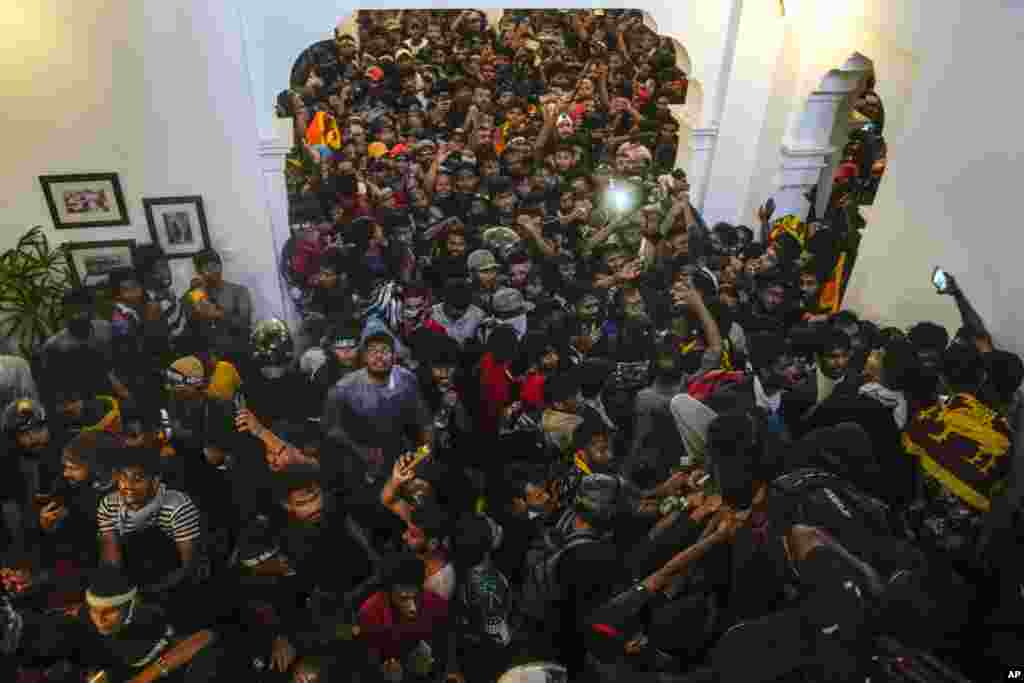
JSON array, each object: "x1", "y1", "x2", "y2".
[
  {"x1": 63, "y1": 239, "x2": 137, "y2": 288},
  {"x1": 142, "y1": 196, "x2": 211, "y2": 259},
  {"x1": 39, "y1": 173, "x2": 130, "y2": 229}
]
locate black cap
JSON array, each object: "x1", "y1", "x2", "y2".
[
  {"x1": 544, "y1": 369, "x2": 582, "y2": 404},
  {"x1": 108, "y1": 267, "x2": 141, "y2": 295}
]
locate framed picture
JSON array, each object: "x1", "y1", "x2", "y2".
[
  {"x1": 39, "y1": 173, "x2": 130, "y2": 229},
  {"x1": 142, "y1": 196, "x2": 211, "y2": 259},
  {"x1": 63, "y1": 239, "x2": 137, "y2": 288}
]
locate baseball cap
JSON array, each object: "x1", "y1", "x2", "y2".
[{"x1": 467, "y1": 249, "x2": 499, "y2": 272}]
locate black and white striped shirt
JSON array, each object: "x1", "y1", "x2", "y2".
[{"x1": 96, "y1": 485, "x2": 201, "y2": 544}]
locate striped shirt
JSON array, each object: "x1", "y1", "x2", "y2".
[{"x1": 96, "y1": 485, "x2": 201, "y2": 544}]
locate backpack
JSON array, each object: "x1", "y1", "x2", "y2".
[
  {"x1": 518, "y1": 517, "x2": 600, "y2": 622},
  {"x1": 771, "y1": 467, "x2": 893, "y2": 537},
  {"x1": 686, "y1": 369, "x2": 747, "y2": 403}
]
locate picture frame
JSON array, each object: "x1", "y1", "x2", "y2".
[
  {"x1": 63, "y1": 239, "x2": 137, "y2": 288},
  {"x1": 142, "y1": 195, "x2": 211, "y2": 259},
  {"x1": 39, "y1": 173, "x2": 130, "y2": 229}
]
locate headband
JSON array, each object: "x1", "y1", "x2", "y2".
[
  {"x1": 332, "y1": 338, "x2": 359, "y2": 350},
  {"x1": 85, "y1": 587, "x2": 138, "y2": 609},
  {"x1": 164, "y1": 368, "x2": 207, "y2": 388}
]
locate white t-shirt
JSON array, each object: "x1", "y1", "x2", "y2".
[{"x1": 424, "y1": 562, "x2": 456, "y2": 601}]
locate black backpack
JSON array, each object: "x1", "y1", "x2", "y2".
[
  {"x1": 518, "y1": 515, "x2": 600, "y2": 622},
  {"x1": 770, "y1": 467, "x2": 893, "y2": 539}
]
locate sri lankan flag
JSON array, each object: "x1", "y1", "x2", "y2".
[
  {"x1": 768, "y1": 215, "x2": 809, "y2": 251},
  {"x1": 818, "y1": 252, "x2": 846, "y2": 314},
  {"x1": 304, "y1": 111, "x2": 342, "y2": 150},
  {"x1": 80, "y1": 395, "x2": 122, "y2": 435},
  {"x1": 902, "y1": 393, "x2": 1011, "y2": 512}
]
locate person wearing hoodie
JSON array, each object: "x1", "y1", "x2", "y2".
[{"x1": 431, "y1": 279, "x2": 487, "y2": 348}]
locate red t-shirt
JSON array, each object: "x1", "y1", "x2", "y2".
[
  {"x1": 519, "y1": 371, "x2": 547, "y2": 410},
  {"x1": 478, "y1": 352, "x2": 513, "y2": 434},
  {"x1": 358, "y1": 589, "x2": 449, "y2": 661}
]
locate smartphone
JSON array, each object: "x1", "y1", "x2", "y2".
[
  {"x1": 233, "y1": 390, "x2": 247, "y2": 415},
  {"x1": 932, "y1": 266, "x2": 949, "y2": 293},
  {"x1": 764, "y1": 197, "x2": 776, "y2": 216}
]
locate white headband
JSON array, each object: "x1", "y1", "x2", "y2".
[{"x1": 85, "y1": 587, "x2": 138, "y2": 609}]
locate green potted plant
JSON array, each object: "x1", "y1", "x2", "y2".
[{"x1": 0, "y1": 226, "x2": 71, "y2": 358}]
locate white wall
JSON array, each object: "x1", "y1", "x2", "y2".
[
  {"x1": 0, "y1": 0, "x2": 285, "y2": 324},
  {"x1": 842, "y1": 2, "x2": 1024, "y2": 358}
]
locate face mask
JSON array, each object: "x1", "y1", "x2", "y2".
[{"x1": 260, "y1": 365, "x2": 287, "y2": 380}]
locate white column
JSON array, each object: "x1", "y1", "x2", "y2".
[
  {"x1": 774, "y1": 142, "x2": 833, "y2": 220},
  {"x1": 689, "y1": 126, "x2": 719, "y2": 212},
  {"x1": 257, "y1": 116, "x2": 302, "y2": 332}
]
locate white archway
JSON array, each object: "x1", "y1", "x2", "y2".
[{"x1": 774, "y1": 52, "x2": 873, "y2": 221}]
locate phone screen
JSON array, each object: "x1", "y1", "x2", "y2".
[{"x1": 932, "y1": 267, "x2": 947, "y2": 292}]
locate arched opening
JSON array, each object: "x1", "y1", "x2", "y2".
[
  {"x1": 274, "y1": 8, "x2": 704, "y2": 321},
  {"x1": 809, "y1": 53, "x2": 887, "y2": 306}
]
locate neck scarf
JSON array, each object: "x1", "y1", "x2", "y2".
[
  {"x1": 117, "y1": 482, "x2": 168, "y2": 536},
  {"x1": 859, "y1": 382, "x2": 908, "y2": 428},
  {"x1": 753, "y1": 375, "x2": 781, "y2": 414}
]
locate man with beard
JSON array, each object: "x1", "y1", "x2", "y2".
[
  {"x1": 592, "y1": 285, "x2": 658, "y2": 435},
  {"x1": 0, "y1": 398, "x2": 61, "y2": 548},
  {"x1": 357, "y1": 552, "x2": 451, "y2": 683},
  {"x1": 782, "y1": 328, "x2": 856, "y2": 439},
  {"x1": 323, "y1": 328, "x2": 433, "y2": 486},
  {"x1": 468, "y1": 249, "x2": 502, "y2": 315},
  {"x1": 183, "y1": 250, "x2": 253, "y2": 361},
  {"x1": 257, "y1": 468, "x2": 374, "y2": 674},
  {"x1": 740, "y1": 267, "x2": 802, "y2": 336},
  {"x1": 135, "y1": 243, "x2": 187, "y2": 346},
  {"x1": 707, "y1": 333, "x2": 809, "y2": 441},
  {"x1": 40, "y1": 288, "x2": 114, "y2": 405},
  {"x1": 797, "y1": 259, "x2": 833, "y2": 325},
  {"x1": 566, "y1": 289, "x2": 605, "y2": 364}
]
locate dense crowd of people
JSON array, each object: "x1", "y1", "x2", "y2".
[{"x1": 0, "y1": 8, "x2": 1019, "y2": 683}]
